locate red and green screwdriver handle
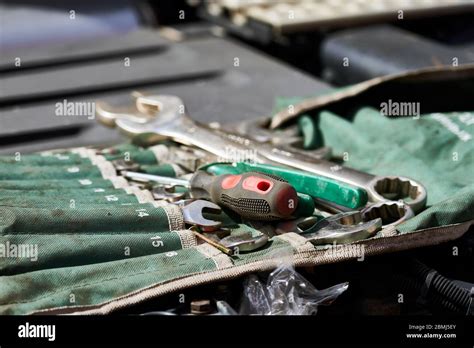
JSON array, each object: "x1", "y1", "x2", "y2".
[
  {"x1": 122, "y1": 170, "x2": 301, "y2": 220},
  {"x1": 190, "y1": 171, "x2": 298, "y2": 220}
]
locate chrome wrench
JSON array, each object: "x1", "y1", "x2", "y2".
[
  {"x1": 214, "y1": 116, "x2": 333, "y2": 161},
  {"x1": 98, "y1": 95, "x2": 269, "y2": 164},
  {"x1": 285, "y1": 211, "x2": 382, "y2": 245},
  {"x1": 275, "y1": 211, "x2": 382, "y2": 245},
  {"x1": 97, "y1": 94, "x2": 426, "y2": 226}
]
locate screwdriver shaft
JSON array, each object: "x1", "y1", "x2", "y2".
[{"x1": 122, "y1": 171, "x2": 190, "y2": 188}]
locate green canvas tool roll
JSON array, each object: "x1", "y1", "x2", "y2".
[
  {"x1": 0, "y1": 66, "x2": 473, "y2": 315},
  {"x1": 0, "y1": 163, "x2": 178, "y2": 182},
  {"x1": 0, "y1": 143, "x2": 180, "y2": 180},
  {"x1": 0, "y1": 148, "x2": 157, "y2": 166},
  {"x1": 0, "y1": 177, "x2": 130, "y2": 190},
  {"x1": 0, "y1": 204, "x2": 194, "y2": 276},
  {"x1": 0, "y1": 143, "x2": 160, "y2": 166}
]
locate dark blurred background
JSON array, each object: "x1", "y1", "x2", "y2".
[{"x1": 2, "y1": 0, "x2": 474, "y2": 155}]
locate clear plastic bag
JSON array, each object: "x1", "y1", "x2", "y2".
[{"x1": 239, "y1": 249, "x2": 349, "y2": 315}]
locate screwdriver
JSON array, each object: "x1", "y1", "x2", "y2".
[
  {"x1": 122, "y1": 170, "x2": 298, "y2": 220},
  {"x1": 203, "y1": 161, "x2": 368, "y2": 210}
]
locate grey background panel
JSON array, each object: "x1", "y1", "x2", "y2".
[
  {"x1": 0, "y1": 29, "x2": 168, "y2": 72},
  {"x1": 0, "y1": 35, "x2": 331, "y2": 155},
  {"x1": 0, "y1": 41, "x2": 223, "y2": 104},
  {"x1": 321, "y1": 25, "x2": 474, "y2": 85}
]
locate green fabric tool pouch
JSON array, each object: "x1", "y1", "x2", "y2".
[
  {"x1": 1, "y1": 66, "x2": 473, "y2": 315},
  {"x1": 272, "y1": 65, "x2": 474, "y2": 241}
]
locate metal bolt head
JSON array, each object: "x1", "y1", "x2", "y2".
[
  {"x1": 190, "y1": 299, "x2": 212, "y2": 315},
  {"x1": 112, "y1": 159, "x2": 140, "y2": 172}
]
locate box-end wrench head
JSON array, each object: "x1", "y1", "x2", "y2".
[
  {"x1": 270, "y1": 155, "x2": 427, "y2": 216},
  {"x1": 361, "y1": 201, "x2": 414, "y2": 227},
  {"x1": 366, "y1": 176, "x2": 427, "y2": 214}
]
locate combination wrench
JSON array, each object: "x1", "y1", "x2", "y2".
[{"x1": 96, "y1": 94, "x2": 427, "y2": 226}]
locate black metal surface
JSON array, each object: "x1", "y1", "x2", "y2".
[
  {"x1": 0, "y1": 29, "x2": 167, "y2": 72},
  {"x1": 0, "y1": 28, "x2": 331, "y2": 154},
  {"x1": 0, "y1": 38, "x2": 221, "y2": 105},
  {"x1": 321, "y1": 23, "x2": 474, "y2": 85}
]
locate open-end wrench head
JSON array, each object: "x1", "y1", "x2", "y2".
[
  {"x1": 96, "y1": 101, "x2": 151, "y2": 128},
  {"x1": 135, "y1": 95, "x2": 184, "y2": 116},
  {"x1": 115, "y1": 95, "x2": 194, "y2": 139},
  {"x1": 181, "y1": 200, "x2": 222, "y2": 229}
]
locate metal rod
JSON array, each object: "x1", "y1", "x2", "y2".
[
  {"x1": 122, "y1": 171, "x2": 190, "y2": 188},
  {"x1": 191, "y1": 230, "x2": 234, "y2": 256}
]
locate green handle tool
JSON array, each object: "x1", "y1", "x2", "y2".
[{"x1": 202, "y1": 162, "x2": 368, "y2": 210}]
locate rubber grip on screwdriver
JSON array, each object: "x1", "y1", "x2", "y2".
[{"x1": 209, "y1": 172, "x2": 298, "y2": 220}]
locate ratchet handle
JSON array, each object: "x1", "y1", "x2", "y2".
[{"x1": 209, "y1": 172, "x2": 298, "y2": 220}]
